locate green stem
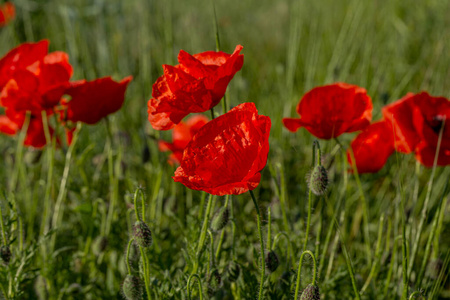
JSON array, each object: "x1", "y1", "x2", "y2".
[
  {"x1": 9, "y1": 112, "x2": 30, "y2": 197},
  {"x1": 249, "y1": 190, "x2": 265, "y2": 300},
  {"x1": 187, "y1": 274, "x2": 203, "y2": 300},
  {"x1": 416, "y1": 179, "x2": 449, "y2": 288},
  {"x1": 332, "y1": 216, "x2": 361, "y2": 300},
  {"x1": 40, "y1": 112, "x2": 55, "y2": 237},
  {"x1": 303, "y1": 188, "x2": 313, "y2": 252},
  {"x1": 348, "y1": 147, "x2": 372, "y2": 262},
  {"x1": 208, "y1": 230, "x2": 215, "y2": 271},
  {"x1": 267, "y1": 206, "x2": 272, "y2": 251},
  {"x1": 408, "y1": 291, "x2": 422, "y2": 300},
  {"x1": 105, "y1": 118, "x2": 119, "y2": 235},
  {"x1": 133, "y1": 188, "x2": 144, "y2": 222},
  {"x1": 192, "y1": 194, "x2": 214, "y2": 274},
  {"x1": 139, "y1": 247, "x2": 152, "y2": 300},
  {"x1": 210, "y1": 108, "x2": 215, "y2": 120},
  {"x1": 408, "y1": 120, "x2": 445, "y2": 277},
  {"x1": 383, "y1": 236, "x2": 402, "y2": 299},
  {"x1": 0, "y1": 196, "x2": 7, "y2": 245},
  {"x1": 215, "y1": 195, "x2": 229, "y2": 263},
  {"x1": 293, "y1": 250, "x2": 317, "y2": 299},
  {"x1": 361, "y1": 213, "x2": 385, "y2": 294},
  {"x1": 50, "y1": 122, "x2": 82, "y2": 252},
  {"x1": 126, "y1": 238, "x2": 135, "y2": 275}
]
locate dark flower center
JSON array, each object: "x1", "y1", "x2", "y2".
[{"x1": 429, "y1": 115, "x2": 446, "y2": 134}]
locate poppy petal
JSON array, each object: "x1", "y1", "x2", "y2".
[
  {"x1": 63, "y1": 76, "x2": 132, "y2": 124},
  {"x1": 347, "y1": 121, "x2": 395, "y2": 173},
  {"x1": 173, "y1": 102, "x2": 271, "y2": 196}
]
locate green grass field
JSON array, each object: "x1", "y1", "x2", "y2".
[{"x1": 0, "y1": 0, "x2": 449, "y2": 299}]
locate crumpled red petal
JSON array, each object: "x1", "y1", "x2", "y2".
[
  {"x1": 148, "y1": 45, "x2": 243, "y2": 130},
  {"x1": 173, "y1": 102, "x2": 271, "y2": 196}
]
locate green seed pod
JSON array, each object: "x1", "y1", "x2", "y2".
[
  {"x1": 133, "y1": 221, "x2": 153, "y2": 248},
  {"x1": 300, "y1": 284, "x2": 320, "y2": 300},
  {"x1": 307, "y1": 165, "x2": 328, "y2": 196},
  {"x1": 211, "y1": 207, "x2": 229, "y2": 232},
  {"x1": 207, "y1": 268, "x2": 222, "y2": 296},
  {"x1": 227, "y1": 261, "x2": 240, "y2": 282},
  {"x1": 265, "y1": 250, "x2": 279, "y2": 273},
  {"x1": 122, "y1": 275, "x2": 143, "y2": 300},
  {"x1": 0, "y1": 246, "x2": 12, "y2": 264}
]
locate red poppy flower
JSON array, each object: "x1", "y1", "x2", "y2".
[
  {"x1": 159, "y1": 114, "x2": 209, "y2": 165},
  {"x1": 347, "y1": 120, "x2": 395, "y2": 173},
  {"x1": 382, "y1": 93, "x2": 419, "y2": 153},
  {"x1": 173, "y1": 102, "x2": 271, "y2": 196},
  {"x1": 60, "y1": 76, "x2": 132, "y2": 125},
  {"x1": 0, "y1": 41, "x2": 73, "y2": 114},
  {"x1": 409, "y1": 93, "x2": 450, "y2": 167},
  {"x1": 0, "y1": 2, "x2": 15, "y2": 27},
  {"x1": 283, "y1": 82, "x2": 373, "y2": 139},
  {"x1": 148, "y1": 45, "x2": 244, "y2": 130},
  {"x1": 382, "y1": 92, "x2": 450, "y2": 167}
]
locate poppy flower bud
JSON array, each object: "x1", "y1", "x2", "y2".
[
  {"x1": 265, "y1": 250, "x2": 279, "y2": 273},
  {"x1": 207, "y1": 268, "x2": 222, "y2": 296},
  {"x1": 300, "y1": 284, "x2": 320, "y2": 300},
  {"x1": 133, "y1": 221, "x2": 153, "y2": 248},
  {"x1": 227, "y1": 261, "x2": 240, "y2": 282},
  {"x1": 0, "y1": 245, "x2": 12, "y2": 264},
  {"x1": 307, "y1": 165, "x2": 328, "y2": 196},
  {"x1": 211, "y1": 207, "x2": 229, "y2": 232},
  {"x1": 92, "y1": 235, "x2": 108, "y2": 255},
  {"x1": 122, "y1": 275, "x2": 143, "y2": 300}
]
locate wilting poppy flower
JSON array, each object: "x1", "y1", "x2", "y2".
[
  {"x1": 60, "y1": 76, "x2": 132, "y2": 125},
  {"x1": 159, "y1": 114, "x2": 209, "y2": 165},
  {"x1": 173, "y1": 102, "x2": 271, "y2": 196},
  {"x1": 0, "y1": 2, "x2": 15, "y2": 27},
  {"x1": 148, "y1": 45, "x2": 244, "y2": 130},
  {"x1": 347, "y1": 120, "x2": 395, "y2": 173},
  {"x1": 283, "y1": 82, "x2": 373, "y2": 139}
]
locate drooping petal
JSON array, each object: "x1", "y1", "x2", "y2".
[
  {"x1": 347, "y1": 121, "x2": 395, "y2": 173},
  {"x1": 62, "y1": 76, "x2": 132, "y2": 124}
]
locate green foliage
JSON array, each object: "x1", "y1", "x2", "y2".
[{"x1": 0, "y1": 0, "x2": 449, "y2": 299}]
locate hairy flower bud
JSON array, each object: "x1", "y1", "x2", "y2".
[
  {"x1": 122, "y1": 275, "x2": 143, "y2": 300},
  {"x1": 265, "y1": 250, "x2": 279, "y2": 273},
  {"x1": 300, "y1": 284, "x2": 320, "y2": 300},
  {"x1": 307, "y1": 165, "x2": 328, "y2": 196},
  {"x1": 207, "y1": 268, "x2": 222, "y2": 296},
  {"x1": 133, "y1": 221, "x2": 152, "y2": 248}
]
